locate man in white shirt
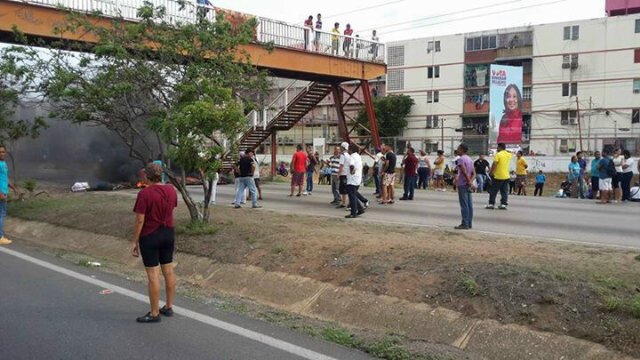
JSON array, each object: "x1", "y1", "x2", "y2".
[
  {"x1": 345, "y1": 143, "x2": 365, "y2": 218},
  {"x1": 336, "y1": 142, "x2": 351, "y2": 208}
]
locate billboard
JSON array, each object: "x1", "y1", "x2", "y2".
[{"x1": 489, "y1": 65, "x2": 523, "y2": 148}]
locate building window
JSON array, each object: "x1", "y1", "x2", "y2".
[
  {"x1": 465, "y1": 36, "x2": 496, "y2": 51},
  {"x1": 635, "y1": 49, "x2": 640, "y2": 63},
  {"x1": 523, "y1": 87, "x2": 532, "y2": 101},
  {"x1": 560, "y1": 110, "x2": 577, "y2": 125},
  {"x1": 562, "y1": 82, "x2": 578, "y2": 97},
  {"x1": 428, "y1": 66, "x2": 440, "y2": 79},
  {"x1": 560, "y1": 139, "x2": 577, "y2": 153},
  {"x1": 636, "y1": 19, "x2": 640, "y2": 33},
  {"x1": 387, "y1": 45, "x2": 405, "y2": 67},
  {"x1": 632, "y1": 109, "x2": 640, "y2": 124},
  {"x1": 563, "y1": 25, "x2": 579, "y2": 40},
  {"x1": 427, "y1": 40, "x2": 441, "y2": 53},
  {"x1": 634, "y1": 79, "x2": 640, "y2": 94},
  {"x1": 427, "y1": 91, "x2": 439, "y2": 103},
  {"x1": 387, "y1": 70, "x2": 404, "y2": 90},
  {"x1": 562, "y1": 54, "x2": 579, "y2": 68},
  {"x1": 426, "y1": 115, "x2": 439, "y2": 129}
]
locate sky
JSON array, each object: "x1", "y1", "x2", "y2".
[{"x1": 213, "y1": 0, "x2": 606, "y2": 42}]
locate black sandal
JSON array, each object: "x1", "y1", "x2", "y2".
[
  {"x1": 159, "y1": 305, "x2": 174, "y2": 317},
  {"x1": 136, "y1": 312, "x2": 161, "y2": 323}
]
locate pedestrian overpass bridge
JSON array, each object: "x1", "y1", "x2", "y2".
[{"x1": 0, "y1": 0, "x2": 387, "y2": 170}]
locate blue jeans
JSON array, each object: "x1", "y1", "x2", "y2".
[
  {"x1": 235, "y1": 177, "x2": 257, "y2": 207},
  {"x1": 417, "y1": 168, "x2": 429, "y2": 189},
  {"x1": 0, "y1": 199, "x2": 6, "y2": 238},
  {"x1": 403, "y1": 175, "x2": 416, "y2": 199},
  {"x1": 306, "y1": 171, "x2": 314, "y2": 192},
  {"x1": 374, "y1": 173, "x2": 381, "y2": 194},
  {"x1": 346, "y1": 185, "x2": 364, "y2": 217},
  {"x1": 488, "y1": 179, "x2": 509, "y2": 206},
  {"x1": 476, "y1": 174, "x2": 487, "y2": 192},
  {"x1": 457, "y1": 185, "x2": 473, "y2": 228}
]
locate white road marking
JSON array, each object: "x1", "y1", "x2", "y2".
[{"x1": 0, "y1": 246, "x2": 339, "y2": 360}]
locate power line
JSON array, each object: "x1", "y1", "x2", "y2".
[
  {"x1": 358, "y1": 0, "x2": 527, "y2": 33},
  {"x1": 324, "y1": 0, "x2": 410, "y2": 20},
  {"x1": 367, "y1": 0, "x2": 569, "y2": 36}
]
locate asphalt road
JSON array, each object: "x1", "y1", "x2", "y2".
[
  {"x1": 193, "y1": 182, "x2": 640, "y2": 249},
  {"x1": 0, "y1": 244, "x2": 372, "y2": 360}
]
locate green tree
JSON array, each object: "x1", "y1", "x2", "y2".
[
  {"x1": 0, "y1": 48, "x2": 47, "y2": 145},
  {"x1": 356, "y1": 95, "x2": 414, "y2": 138},
  {"x1": 4, "y1": 2, "x2": 268, "y2": 222}
]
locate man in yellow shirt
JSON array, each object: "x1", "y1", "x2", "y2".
[
  {"x1": 486, "y1": 143, "x2": 513, "y2": 210},
  {"x1": 331, "y1": 22, "x2": 340, "y2": 55},
  {"x1": 515, "y1": 151, "x2": 528, "y2": 196}
]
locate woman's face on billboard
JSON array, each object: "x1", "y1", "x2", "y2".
[{"x1": 505, "y1": 87, "x2": 519, "y2": 111}]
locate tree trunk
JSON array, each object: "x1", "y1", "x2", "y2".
[
  {"x1": 201, "y1": 177, "x2": 214, "y2": 222},
  {"x1": 166, "y1": 172, "x2": 201, "y2": 222}
]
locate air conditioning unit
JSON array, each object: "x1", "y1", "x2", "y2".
[
  {"x1": 634, "y1": 89, "x2": 640, "y2": 94},
  {"x1": 570, "y1": 61, "x2": 579, "y2": 69},
  {"x1": 562, "y1": 63, "x2": 571, "y2": 69},
  {"x1": 569, "y1": 118, "x2": 578, "y2": 125},
  {"x1": 559, "y1": 145, "x2": 569, "y2": 153}
]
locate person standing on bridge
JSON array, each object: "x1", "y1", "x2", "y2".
[
  {"x1": 289, "y1": 144, "x2": 307, "y2": 197},
  {"x1": 131, "y1": 162, "x2": 178, "y2": 323},
  {"x1": 331, "y1": 23, "x2": 341, "y2": 55},
  {"x1": 0, "y1": 145, "x2": 17, "y2": 245},
  {"x1": 486, "y1": 143, "x2": 512, "y2": 210},
  {"x1": 343, "y1": 24, "x2": 354, "y2": 57},
  {"x1": 196, "y1": 0, "x2": 211, "y2": 23},
  {"x1": 304, "y1": 15, "x2": 314, "y2": 51},
  {"x1": 314, "y1": 14, "x2": 323, "y2": 52},
  {"x1": 455, "y1": 144, "x2": 476, "y2": 230}
]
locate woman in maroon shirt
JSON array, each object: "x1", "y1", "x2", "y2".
[{"x1": 131, "y1": 163, "x2": 178, "y2": 323}]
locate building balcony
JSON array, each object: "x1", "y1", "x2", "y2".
[
  {"x1": 496, "y1": 46, "x2": 533, "y2": 60},
  {"x1": 465, "y1": 49, "x2": 497, "y2": 64}
]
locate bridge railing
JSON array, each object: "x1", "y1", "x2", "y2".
[{"x1": 8, "y1": 0, "x2": 385, "y2": 63}]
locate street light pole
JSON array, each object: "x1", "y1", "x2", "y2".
[{"x1": 440, "y1": 118, "x2": 445, "y2": 152}]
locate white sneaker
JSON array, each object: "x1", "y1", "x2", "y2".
[{"x1": 303, "y1": 191, "x2": 309, "y2": 196}]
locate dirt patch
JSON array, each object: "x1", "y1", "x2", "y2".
[{"x1": 8, "y1": 191, "x2": 640, "y2": 356}]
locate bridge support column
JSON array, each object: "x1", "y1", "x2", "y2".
[
  {"x1": 361, "y1": 80, "x2": 381, "y2": 149},
  {"x1": 271, "y1": 131, "x2": 277, "y2": 178},
  {"x1": 331, "y1": 85, "x2": 350, "y2": 143}
]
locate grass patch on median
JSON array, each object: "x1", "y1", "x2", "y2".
[{"x1": 175, "y1": 221, "x2": 218, "y2": 236}]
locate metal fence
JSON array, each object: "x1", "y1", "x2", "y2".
[{"x1": 10, "y1": 0, "x2": 385, "y2": 63}]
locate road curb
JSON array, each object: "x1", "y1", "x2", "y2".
[{"x1": 6, "y1": 218, "x2": 635, "y2": 360}]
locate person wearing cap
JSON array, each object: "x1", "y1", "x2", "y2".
[
  {"x1": 131, "y1": 162, "x2": 178, "y2": 323},
  {"x1": 336, "y1": 142, "x2": 351, "y2": 208}
]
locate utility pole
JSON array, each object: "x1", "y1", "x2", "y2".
[
  {"x1": 440, "y1": 118, "x2": 445, "y2": 152},
  {"x1": 576, "y1": 97, "x2": 583, "y2": 152},
  {"x1": 587, "y1": 96, "x2": 592, "y2": 152}
]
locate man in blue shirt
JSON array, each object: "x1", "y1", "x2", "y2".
[
  {"x1": 0, "y1": 145, "x2": 17, "y2": 245},
  {"x1": 597, "y1": 150, "x2": 613, "y2": 204}
]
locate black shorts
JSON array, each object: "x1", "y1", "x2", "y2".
[
  {"x1": 139, "y1": 226, "x2": 175, "y2": 268},
  {"x1": 612, "y1": 173, "x2": 621, "y2": 189},
  {"x1": 339, "y1": 176, "x2": 348, "y2": 195}
]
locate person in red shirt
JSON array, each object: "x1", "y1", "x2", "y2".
[
  {"x1": 289, "y1": 144, "x2": 308, "y2": 197},
  {"x1": 343, "y1": 24, "x2": 354, "y2": 57},
  {"x1": 131, "y1": 162, "x2": 178, "y2": 323},
  {"x1": 400, "y1": 147, "x2": 418, "y2": 200}
]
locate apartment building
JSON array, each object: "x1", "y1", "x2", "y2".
[{"x1": 386, "y1": 10, "x2": 640, "y2": 155}]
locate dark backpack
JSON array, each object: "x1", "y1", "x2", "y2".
[{"x1": 606, "y1": 158, "x2": 617, "y2": 178}]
